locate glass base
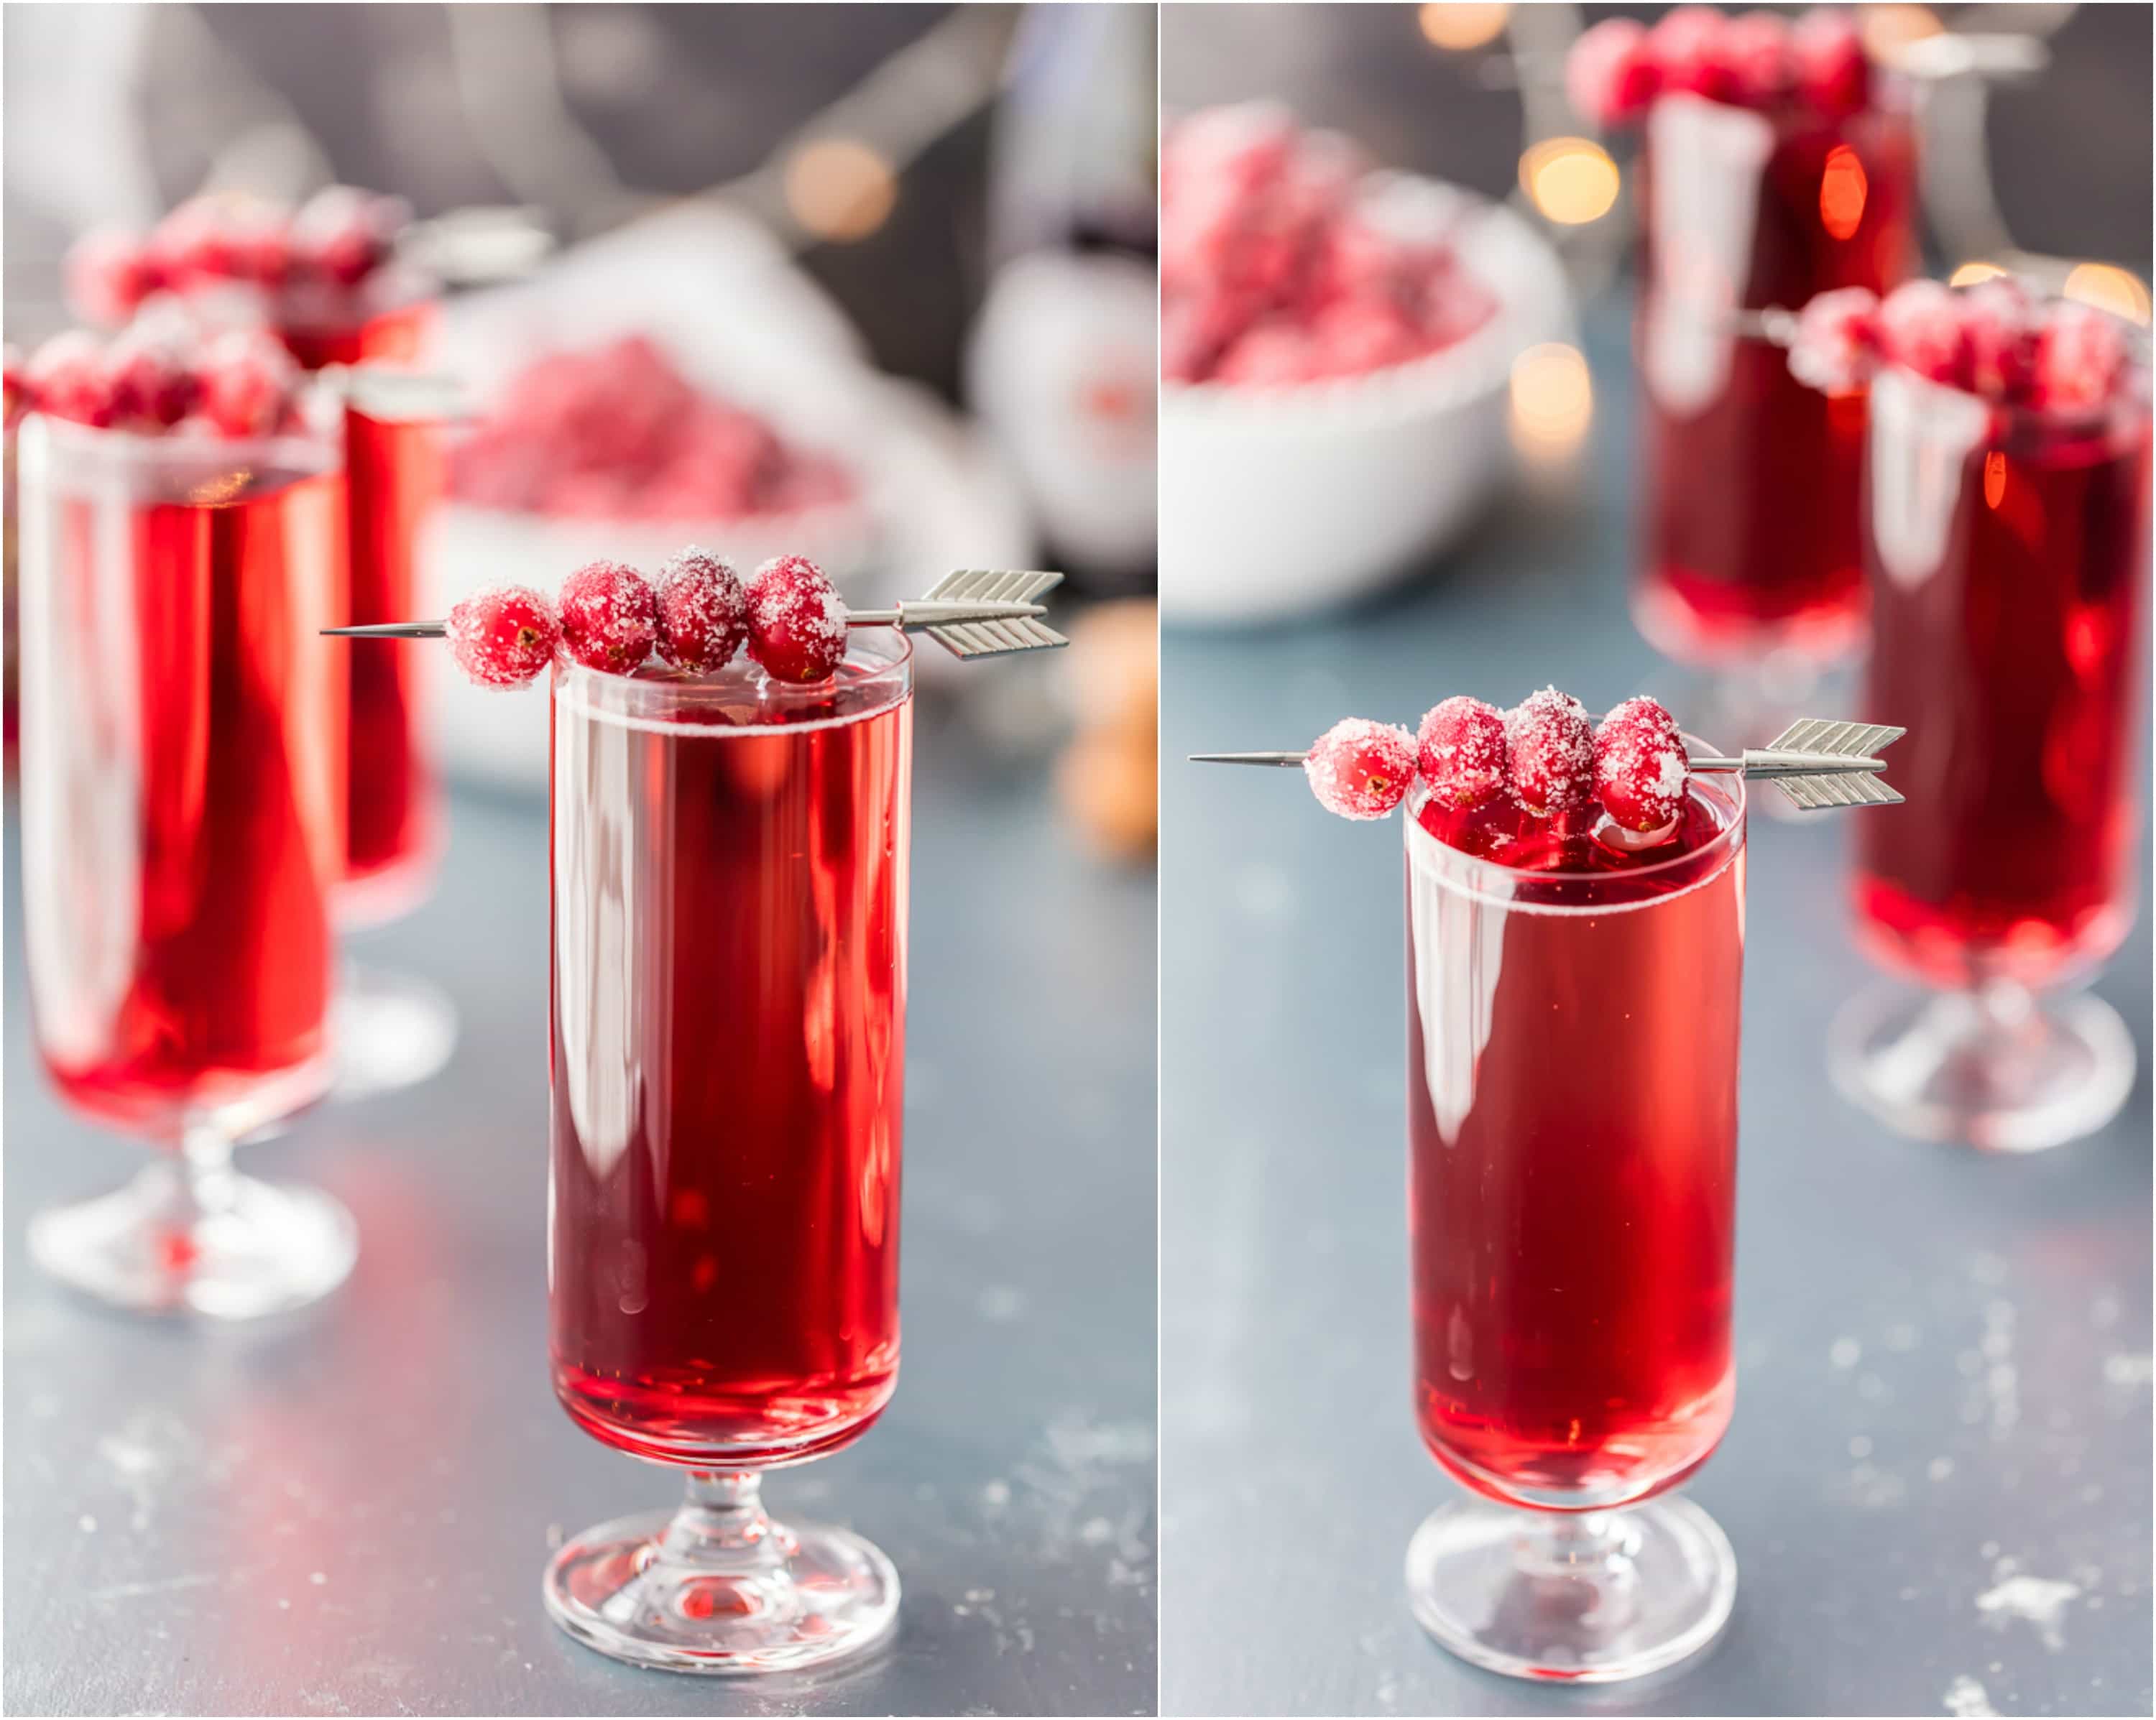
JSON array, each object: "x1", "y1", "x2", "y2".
[
  {"x1": 1829, "y1": 982, "x2": 2136, "y2": 1152},
  {"x1": 1406, "y1": 1496, "x2": 1736, "y2": 1683},
  {"x1": 331, "y1": 963, "x2": 457, "y2": 1101},
  {"x1": 545, "y1": 1475, "x2": 899, "y2": 1675},
  {"x1": 27, "y1": 1160, "x2": 357, "y2": 1319}
]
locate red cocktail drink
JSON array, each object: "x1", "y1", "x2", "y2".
[
  {"x1": 17, "y1": 414, "x2": 359, "y2": 1316},
  {"x1": 273, "y1": 298, "x2": 444, "y2": 916},
  {"x1": 543, "y1": 633, "x2": 911, "y2": 1673},
  {"x1": 1402, "y1": 761, "x2": 1747, "y2": 1681},
  {"x1": 1833, "y1": 361, "x2": 2150, "y2": 1148},
  {"x1": 1636, "y1": 95, "x2": 1916, "y2": 664}
]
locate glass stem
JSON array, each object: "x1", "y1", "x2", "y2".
[
  {"x1": 180, "y1": 1119, "x2": 241, "y2": 1219},
  {"x1": 658, "y1": 1471, "x2": 786, "y2": 1578}
]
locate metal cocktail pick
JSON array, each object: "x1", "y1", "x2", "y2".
[
  {"x1": 323, "y1": 568, "x2": 1069, "y2": 662},
  {"x1": 1192, "y1": 718, "x2": 1908, "y2": 813}
]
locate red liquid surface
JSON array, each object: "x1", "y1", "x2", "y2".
[
  {"x1": 1637, "y1": 101, "x2": 1917, "y2": 662},
  {"x1": 274, "y1": 300, "x2": 444, "y2": 917},
  {"x1": 25, "y1": 450, "x2": 349, "y2": 1136},
  {"x1": 548, "y1": 655, "x2": 913, "y2": 1467},
  {"x1": 1856, "y1": 376, "x2": 2150, "y2": 989},
  {"x1": 1407, "y1": 785, "x2": 1745, "y2": 1507}
]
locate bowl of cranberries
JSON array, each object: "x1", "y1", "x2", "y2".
[
  {"x1": 428, "y1": 333, "x2": 873, "y2": 598},
  {"x1": 1160, "y1": 104, "x2": 1572, "y2": 624}
]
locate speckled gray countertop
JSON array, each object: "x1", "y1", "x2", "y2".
[
  {"x1": 1158, "y1": 295, "x2": 2152, "y2": 1718},
  {"x1": 3, "y1": 708, "x2": 1157, "y2": 1717}
]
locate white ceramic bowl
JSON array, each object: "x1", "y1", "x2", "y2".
[{"x1": 1160, "y1": 177, "x2": 1575, "y2": 625}]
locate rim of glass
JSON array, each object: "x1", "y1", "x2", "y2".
[
  {"x1": 552, "y1": 626, "x2": 913, "y2": 734},
  {"x1": 1875, "y1": 346, "x2": 2152, "y2": 438},
  {"x1": 18, "y1": 408, "x2": 342, "y2": 478},
  {"x1": 1404, "y1": 729, "x2": 1747, "y2": 913}
]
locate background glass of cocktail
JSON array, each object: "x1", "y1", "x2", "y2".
[
  {"x1": 542, "y1": 629, "x2": 913, "y2": 1673},
  {"x1": 1635, "y1": 88, "x2": 1917, "y2": 738},
  {"x1": 1830, "y1": 350, "x2": 2150, "y2": 1150},
  {"x1": 16, "y1": 411, "x2": 359, "y2": 1317},
  {"x1": 1401, "y1": 759, "x2": 1747, "y2": 1683},
  {"x1": 275, "y1": 291, "x2": 460, "y2": 1100}
]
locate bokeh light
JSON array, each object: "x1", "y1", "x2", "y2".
[
  {"x1": 784, "y1": 137, "x2": 897, "y2": 243},
  {"x1": 1519, "y1": 139, "x2": 1621, "y2": 226},
  {"x1": 1419, "y1": 4, "x2": 1510, "y2": 51},
  {"x1": 2063, "y1": 263, "x2": 2152, "y2": 326},
  {"x1": 1948, "y1": 260, "x2": 2009, "y2": 287},
  {"x1": 1509, "y1": 342, "x2": 1593, "y2": 464},
  {"x1": 1817, "y1": 145, "x2": 1869, "y2": 241},
  {"x1": 1861, "y1": 5, "x2": 1943, "y2": 59}
]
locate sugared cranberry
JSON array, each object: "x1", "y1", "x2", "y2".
[
  {"x1": 1960, "y1": 277, "x2": 2039, "y2": 403},
  {"x1": 291, "y1": 185, "x2": 407, "y2": 287},
  {"x1": 1566, "y1": 17, "x2": 1660, "y2": 129},
  {"x1": 149, "y1": 193, "x2": 287, "y2": 287},
  {"x1": 1415, "y1": 696, "x2": 1509, "y2": 812},
  {"x1": 446, "y1": 584, "x2": 561, "y2": 688},
  {"x1": 1877, "y1": 279, "x2": 1971, "y2": 388},
  {"x1": 654, "y1": 547, "x2": 750, "y2": 673},
  {"x1": 65, "y1": 228, "x2": 159, "y2": 327},
  {"x1": 1650, "y1": 7, "x2": 1738, "y2": 103},
  {"x1": 746, "y1": 554, "x2": 849, "y2": 684},
  {"x1": 1787, "y1": 285, "x2": 1879, "y2": 392},
  {"x1": 2034, "y1": 301, "x2": 2129, "y2": 416},
  {"x1": 26, "y1": 331, "x2": 122, "y2": 427},
  {"x1": 102, "y1": 325, "x2": 200, "y2": 429},
  {"x1": 1789, "y1": 9, "x2": 1870, "y2": 121},
  {"x1": 196, "y1": 328, "x2": 298, "y2": 439},
  {"x1": 558, "y1": 560, "x2": 659, "y2": 674},
  {"x1": 1506, "y1": 688, "x2": 1595, "y2": 815},
  {"x1": 1593, "y1": 696, "x2": 1691, "y2": 833},
  {"x1": 1304, "y1": 718, "x2": 1416, "y2": 820},
  {"x1": 1721, "y1": 11, "x2": 1792, "y2": 106}
]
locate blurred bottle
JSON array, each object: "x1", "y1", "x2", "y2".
[{"x1": 967, "y1": 1, "x2": 1156, "y2": 597}]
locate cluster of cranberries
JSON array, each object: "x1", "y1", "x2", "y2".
[
  {"x1": 1305, "y1": 690, "x2": 1692, "y2": 837},
  {"x1": 1162, "y1": 104, "x2": 1496, "y2": 387},
  {"x1": 1787, "y1": 277, "x2": 2132, "y2": 413},
  {"x1": 1567, "y1": 6, "x2": 1871, "y2": 130},
  {"x1": 9, "y1": 322, "x2": 304, "y2": 440},
  {"x1": 66, "y1": 187, "x2": 410, "y2": 328},
  {"x1": 448, "y1": 334, "x2": 852, "y2": 524},
  {"x1": 446, "y1": 551, "x2": 849, "y2": 690}
]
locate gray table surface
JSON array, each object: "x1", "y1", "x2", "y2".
[
  {"x1": 3, "y1": 708, "x2": 1158, "y2": 1718},
  {"x1": 1158, "y1": 296, "x2": 2154, "y2": 1718}
]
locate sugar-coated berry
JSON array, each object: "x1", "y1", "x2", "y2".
[
  {"x1": 1960, "y1": 277, "x2": 2039, "y2": 403},
  {"x1": 1566, "y1": 17, "x2": 1660, "y2": 129},
  {"x1": 196, "y1": 328, "x2": 298, "y2": 439},
  {"x1": 1506, "y1": 687, "x2": 1595, "y2": 815},
  {"x1": 103, "y1": 325, "x2": 200, "y2": 429},
  {"x1": 1304, "y1": 718, "x2": 1416, "y2": 820},
  {"x1": 65, "y1": 228, "x2": 159, "y2": 327},
  {"x1": 26, "y1": 331, "x2": 122, "y2": 427},
  {"x1": 2034, "y1": 301, "x2": 2129, "y2": 416},
  {"x1": 1877, "y1": 279, "x2": 1970, "y2": 388},
  {"x1": 746, "y1": 554, "x2": 849, "y2": 684},
  {"x1": 1593, "y1": 696, "x2": 1690, "y2": 833},
  {"x1": 1649, "y1": 7, "x2": 1738, "y2": 103},
  {"x1": 654, "y1": 546, "x2": 750, "y2": 673},
  {"x1": 1721, "y1": 11, "x2": 1792, "y2": 106},
  {"x1": 291, "y1": 185, "x2": 407, "y2": 287},
  {"x1": 1415, "y1": 696, "x2": 1509, "y2": 812},
  {"x1": 1787, "y1": 285, "x2": 1879, "y2": 392},
  {"x1": 558, "y1": 559, "x2": 659, "y2": 674},
  {"x1": 1789, "y1": 9, "x2": 1870, "y2": 121},
  {"x1": 446, "y1": 584, "x2": 561, "y2": 688}
]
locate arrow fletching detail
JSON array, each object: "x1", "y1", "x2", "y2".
[
  {"x1": 1727, "y1": 718, "x2": 1907, "y2": 811},
  {"x1": 914, "y1": 568, "x2": 1067, "y2": 660}
]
